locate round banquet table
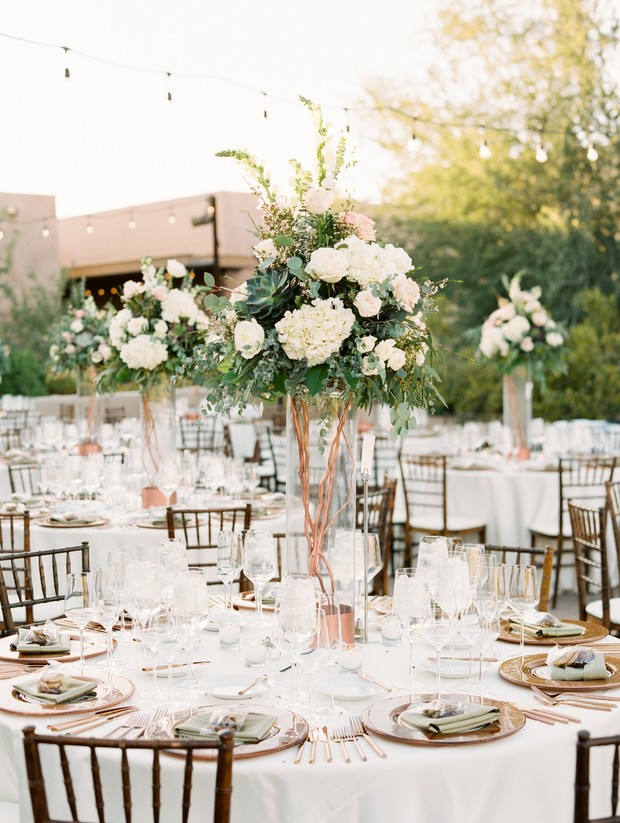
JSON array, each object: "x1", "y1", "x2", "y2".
[{"x1": 0, "y1": 613, "x2": 618, "y2": 823}]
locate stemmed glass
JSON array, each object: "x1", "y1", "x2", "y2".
[
  {"x1": 273, "y1": 577, "x2": 317, "y2": 708},
  {"x1": 144, "y1": 608, "x2": 185, "y2": 709},
  {"x1": 243, "y1": 463, "x2": 260, "y2": 503},
  {"x1": 216, "y1": 531, "x2": 244, "y2": 611},
  {"x1": 64, "y1": 572, "x2": 96, "y2": 673},
  {"x1": 392, "y1": 568, "x2": 431, "y2": 695},
  {"x1": 105, "y1": 549, "x2": 130, "y2": 642},
  {"x1": 92, "y1": 580, "x2": 121, "y2": 675},
  {"x1": 419, "y1": 609, "x2": 453, "y2": 703},
  {"x1": 508, "y1": 564, "x2": 539, "y2": 663},
  {"x1": 243, "y1": 532, "x2": 277, "y2": 625},
  {"x1": 315, "y1": 592, "x2": 344, "y2": 716},
  {"x1": 157, "y1": 458, "x2": 178, "y2": 509},
  {"x1": 174, "y1": 569, "x2": 208, "y2": 697}
]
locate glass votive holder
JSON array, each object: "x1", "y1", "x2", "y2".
[
  {"x1": 219, "y1": 621, "x2": 241, "y2": 652},
  {"x1": 339, "y1": 643, "x2": 363, "y2": 674},
  {"x1": 242, "y1": 637, "x2": 267, "y2": 668},
  {"x1": 381, "y1": 614, "x2": 402, "y2": 647}
]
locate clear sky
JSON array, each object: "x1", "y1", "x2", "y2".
[{"x1": 0, "y1": 0, "x2": 439, "y2": 218}]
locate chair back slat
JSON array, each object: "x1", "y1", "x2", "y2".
[
  {"x1": 606, "y1": 481, "x2": 620, "y2": 583},
  {"x1": 483, "y1": 544, "x2": 554, "y2": 612},
  {"x1": 22, "y1": 726, "x2": 235, "y2": 823},
  {"x1": 0, "y1": 511, "x2": 30, "y2": 552},
  {"x1": 569, "y1": 502, "x2": 610, "y2": 629},
  {"x1": 574, "y1": 730, "x2": 620, "y2": 823}
]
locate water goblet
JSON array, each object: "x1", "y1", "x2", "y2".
[
  {"x1": 419, "y1": 610, "x2": 453, "y2": 703},
  {"x1": 243, "y1": 532, "x2": 277, "y2": 626},
  {"x1": 272, "y1": 577, "x2": 317, "y2": 708},
  {"x1": 392, "y1": 568, "x2": 431, "y2": 695},
  {"x1": 64, "y1": 572, "x2": 97, "y2": 673},
  {"x1": 145, "y1": 608, "x2": 185, "y2": 709}
]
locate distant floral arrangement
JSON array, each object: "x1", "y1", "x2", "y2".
[
  {"x1": 99, "y1": 257, "x2": 208, "y2": 394},
  {"x1": 478, "y1": 272, "x2": 565, "y2": 377},
  {"x1": 48, "y1": 294, "x2": 111, "y2": 374},
  {"x1": 192, "y1": 97, "x2": 445, "y2": 436}
]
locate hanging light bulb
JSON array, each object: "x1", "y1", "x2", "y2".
[
  {"x1": 262, "y1": 91, "x2": 268, "y2": 120},
  {"x1": 166, "y1": 72, "x2": 172, "y2": 103},
  {"x1": 41, "y1": 224, "x2": 50, "y2": 238},
  {"x1": 478, "y1": 125, "x2": 491, "y2": 159},
  {"x1": 128, "y1": 212, "x2": 136, "y2": 230},
  {"x1": 343, "y1": 107, "x2": 350, "y2": 134},
  {"x1": 587, "y1": 142, "x2": 598, "y2": 162},
  {"x1": 86, "y1": 218, "x2": 94, "y2": 235},
  {"x1": 535, "y1": 140, "x2": 548, "y2": 163},
  {"x1": 63, "y1": 46, "x2": 70, "y2": 79},
  {"x1": 168, "y1": 210, "x2": 176, "y2": 225}
]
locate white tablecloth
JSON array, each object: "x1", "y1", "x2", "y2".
[{"x1": 0, "y1": 617, "x2": 617, "y2": 823}]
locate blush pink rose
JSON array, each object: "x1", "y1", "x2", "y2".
[
  {"x1": 151, "y1": 285, "x2": 168, "y2": 301},
  {"x1": 339, "y1": 211, "x2": 376, "y2": 241},
  {"x1": 74, "y1": 309, "x2": 85, "y2": 319}
]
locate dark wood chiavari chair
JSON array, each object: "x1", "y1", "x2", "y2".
[
  {"x1": 22, "y1": 725, "x2": 235, "y2": 823},
  {"x1": 355, "y1": 477, "x2": 397, "y2": 595},
  {"x1": 7, "y1": 463, "x2": 41, "y2": 497},
  {"x1": 606, "y1": 480, "x2": 620, "y2": 568},
  {"x1": 574, "y1": 729, "x2": 620, "y2": 823},
  {"x1": 482, "y1": 543, "x2": 555, "y2": 612}
]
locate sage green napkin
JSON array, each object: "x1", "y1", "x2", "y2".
[
  {"x1": 10, "y1": 628, "x2": 71, "y2": 655},
  {"x1": 400, "y1": 702, "x2": 501, "y2": 734},
  {"x1": 13, "y1": 677, "x2": 98, "y2": 704},
  {"x1": 175, "y1": 711, "x2": 276, "y2": 744},
  {"x1": 549, "y1": 651, "x2": 607, "y2": 681},
  {"x1": 509, "y1": 619, "x2": 585, "y2": 638},
  {"x1": 50, "y1": 514, "x2": 98, "y2": 525}
]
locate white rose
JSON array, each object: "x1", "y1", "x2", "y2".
[
  {"x1": 229, "y1": 282, "x2": 249, "y2": 304},
  {"x1": 546, "y1": 331, "x2": 564, "y2": 347},
  {"x1": 119, "y1": 335, "x2": 168, "y2": 370},
  {"x1": 65, "y1": 344, "x2": 76, "y2": 354},
  {"x1": 91, "y1": 351, "x2": 103, "y2": 364},
  {"x1": 525, "y1": 300, "x2": 542, "y2": 313},
  {"x1": 353, "y1": 289, "x2": 382, "y2": 317},
  {"x1": 304, "y1": 187, "x2": 334, "y2": 215},
  {"x1": 127, "y1": 317, "x2": 148, "y2": 336},
  {"x1": 375, "y1": 339, "x2": 396, "y2": 363},
  {"x1": 70, "y1": 319, "x2": 84, "y2": 333},
  {"x1": 305, "y1": 247, "x2": 349, "y2": 283},
  {"x1": 495, "y1": 303, "x2": 516, "y2": 321},
  {"x1": 357, "y1": 335, "x2": 377, "y2": 354},
  {"x1": 361, "y1": 356, "x2": 379, "y2": 376},
  {"x1": 416, "y1": 347, "x2": 427, "y2": 366},
  {"x1": 531, "y1": 310, "x2": 547, "y2": 327},
  {"x1": 153, "y1": 320, "x2": 168, "y2": 339},
  {"x1": 392, "y1": 273, "x2": 421, "y2": 311},
  {"x1": 234, "y1": 320, "x2": 265, "y2": 359},
  {"x1": 253, "y1": 239, "x2": 278, "y2": 259},
  {"x1": 166, "y1": 259, "x2": 187, "y2": 278},
  {"x1": 383, "y1": 244, "x2": 413, "y2": 275},
  {"x1": 520, "y1": 336, "x2": 534, "y2": 352},
  {"x1": 387, "y1": 348, "x2": 406, "y2": 370}
]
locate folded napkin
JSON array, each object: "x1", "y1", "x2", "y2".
[
  {"x1": 549, "y1": 651, "x2": 607, "y2": 681},
  {"x1": 10, "y1": 628, "x2": 71, "y2": 655},
  {"x1": 509, "y1": 618, "x2": 585, "y2": 638},
  {"x1": 13, "y1": 677, "x2": 98, "y2": 704},
  {"x1": 50, "y1": 513, "x2": 98, "y2": 525},
  {"x1": 400, "y1": 701, "x2": 501, "y2": 735},
  {"x1": 175, "y1": 711, "x2": 276, "y2": 744}
]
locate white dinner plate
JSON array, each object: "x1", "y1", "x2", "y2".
[
  {"x1": 315, "y1": 673, "x2": 382, "y2": 701},
  {"x1": 203, "y1": 673, "x2": 268, "y2": 700}
]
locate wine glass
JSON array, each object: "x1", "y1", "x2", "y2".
[
  {"x1": 174, "y1": 570, "x2": 208, "y2": 697},
  {"x1": 392, "y1": 568, "x2": 431, "y2": 695},
  {"x1": 144, "y1": 608, "x2": 185, "y2": 709},
  {"x1": 243, "y1": 463, "x2": 260, "y2": 503},
  {"x1": 105, "y1": 549, "x2": 130, "y2": 642},
  {"x1": 216, "y1": 531, "x2": 244, "y2": 611},
  {"x1": 92, "y1": 581, "x2": 121, "y2": 675},
  {"x1": 273, "y1": 577, "x2": 317, "y2": 708},
  {"x1": 243, "y1": 532, "x2": 278, "y2": 625},
  {"x1": 508, "y1": 564, "x2": 539, "y2": 662},
  {"x1": 415, "y1": 535, "x2": 452, "y2": 596},
  {"x1": 419, "y1": 609, "x2": 453, "y2": 703},
  {"x1": 157, "y1": 458, "x2": 178, "y2": 508},
  {"x1": 315, "y1": 592, "x2": 345, "y2": 716},
  {"x1": 64, "y1": 572, "x2": 97, "y2": 672}
]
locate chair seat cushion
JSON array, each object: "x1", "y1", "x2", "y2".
[
  {"x1": 585, "y1": 599, "x2": 620, "y2": 625},
  {"x1": 410, "y1": 514, "x2": 485, "y2": 534}
]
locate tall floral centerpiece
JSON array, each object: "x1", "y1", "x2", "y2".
[
  {"x1": 48, "y1": 292, "x2": 112, "y2": 454},
  {"x1": 100, "y1": 257, "x2": 208, "y2": 506},
  {"x1": 193, "y1": 98, "x2": 444, "y2": 600},
  {"x1": 478, "y1": 273, "x2": 565, "y2": 457}
]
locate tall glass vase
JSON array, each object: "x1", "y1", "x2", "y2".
[
  {"x1": 285, "y1": 394, "x2": 357, "y2": 642},
  {"x1": 76, "y1": 366, "x2": 101, "y2": 456},
  {"x1": 140, "y1": 381, "x2": 177, "y2": 508},
  {"x1": 503, "y1": 363, "x2": 533, "y2": 460}
]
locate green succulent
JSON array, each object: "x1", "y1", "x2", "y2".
[{"x1": 245, "y1": 268, "x2": 297, "y2": 322}]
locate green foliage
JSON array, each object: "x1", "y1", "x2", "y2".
[{"x1": 1, "y1": 349, "x2": 49, "y2": 396}]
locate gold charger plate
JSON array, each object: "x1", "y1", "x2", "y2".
[
  {"x1": 361, "y1": 694, "x2": 525, "y2": 746},
  {"x1": 0, "y1": 673, "x2": 135, "y2": 716},
  {"x1": 499, "y1": 654, "x2": 620, "y2": 692},
  {"x1": 37, "y1": 518, "x2": 108, "y2": 529},
  {"x1": 0, "y1": 632, "x2": 114, "y2": 665},
  {"x1": 151, "y1": 704, "x2": 308, "y2": 760},
  {"x1": 499, "y1": 619, "x2": 608, "y2": 646}
]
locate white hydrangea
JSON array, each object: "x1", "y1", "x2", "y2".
[
  {"x1": 166, "y1": 259, "x2": 187, "y2": 278},
  {"x1": 108, "y1": 309, "x2": 132, "y2": 349},
  {"x1": 161, "y1": 289, "x2": 199, "y2": 324},
  {"x1": 119, "y1": 335, "x2": 168, "y2": 370},
  {"x1": 479, "y1": 324, "x2": 510, "y2": 358},
  {"x1": 340, "y1": 236, "x2": 392, "y2": 289},
  {"x1": 502, "y1": 315, "x2": 530, "y2": 343},
  {"x1": 275, "y1": 297, "x2": 355, "y2": 367},
  {"x1": 153, "y1": 319, "x2": 168, "y2": 339},
  {"x1": 127, "y1": 316, "x2": 148, "y2": 336}
]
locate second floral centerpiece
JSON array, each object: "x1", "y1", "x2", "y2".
[
  {"x1": 100, "y1": 256, "x2": 208, "y2": 505},
  {"x1": 194, "y1": 98, "x2": 445, "y2": 595}
]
